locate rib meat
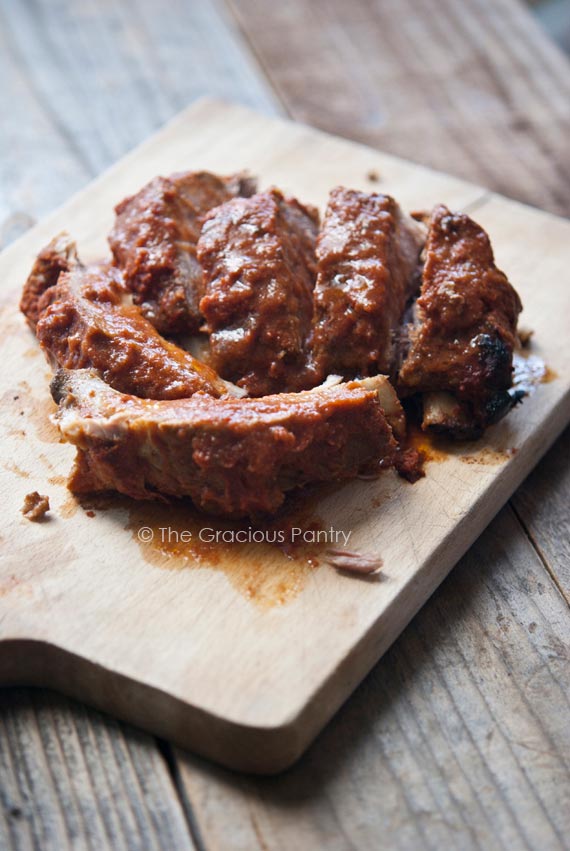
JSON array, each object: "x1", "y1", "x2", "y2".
[
  {"x1": 310, "y1": 188, "x2": 425, "y2": 380},
  {"x1": 109, "y1": 171, "x2": 256, "y2": 335},
  {"x1": 198, "y1": 189, "x2": 319, "y2": 396},
  {"x1": 398, "y1": 205, "x2": 523, "y2": 437},
  {"x1": 51, "y1": 369, "x2": 401, "y2": 517},
  {"x1": 35, "y1": 265, "x2": 231, "y2": 399},
  {"x1": 20, "y1": 233, "x2": 79, "y2": 328}
]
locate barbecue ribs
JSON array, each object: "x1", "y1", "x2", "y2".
[
  {"x1": 398, "y1": 205, "x2": 523, "y2": 437},
  {"x1": 20, "y1": 168, "x2": 527, "y2": 520},
  {"x1": 198, "y1": 189, "x2": 319, "y2": 395},
  {"x1": 109, "y1": 171, "x2": 256, "y2": 335},
  {"x1": 20, "y1": 233, "x2": 80, "y2": 328},
  {"x1": 311, "y1": 188, "x2": 425, "y2": 380},
  {"x1": 52, "y1": 369, "x2": 402, "y2": 517},
  {"x1": 35, "y1": 264, "x2": 231, "y2": 399}
]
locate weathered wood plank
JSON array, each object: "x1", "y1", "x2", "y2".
[
  {"x1": 227, "y1": 0, "x2": 570, "y2": 216},
  {"x1": 0, "y1": 0, "x2": 278, "y2": 847},
  {"x1": 0, "y1": 689, "x2": 195, "y2": 851},
  {"x1": 10, "y1": 97, "x2": 570, "y2": 772},
  {"x1": 0, "y1": 0, "x2": 569, "y2": 847},
  {"x1": 0, "y1": 0, "x2": 277, "y2": 246},
  {"x1": 175, "y1": 506, "x2": 570, "y2": 851},
  {"x1": 160, "y1": 0, "x2": 570, "y2": 844},
  {"x1": 512, "y1": 427, "x2": 570, "y2": 601}
]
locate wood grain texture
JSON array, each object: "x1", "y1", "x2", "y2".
[
  {"x1": 512, "y1": 428, "x2": 570, "y2": 602},
  {"x1": 176, "y1": 506, "x2": 570, "y2": 851},
  {"x1": 0, "y1": 689, "x2": 194, "y2": 851},
  {"x1": 0, "y1": 0, "x2": 278, "y2": 846},
  {"x1": 227, "y1": 0, "x2": 570, "y2": 216},
  {"x1": 0, "y1": 0, "x2": 277, "y2": 246},
  {"x1": 0, "y1": 100, "x2": 569, "y2": 775},
  {"x1": 0, "y1": 0, "x2": 568, "y2": 845}
]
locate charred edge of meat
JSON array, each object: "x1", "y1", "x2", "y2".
[
  {"x1": 484, "y1": 389, "x2": 523, "y2": 425},
  {"x1": 392, "y1": 299, "x2": 417, "y2": 378},
  {"x1": 419, "y1": 331, "x2": 524, "y2": 437},
  {"x1": 50, "y1": 369, "x2": 76, "y2": 407},
  {"x1": 476, "y1": 333, "x2": 512, "y2": 386},
  {"x1": 231, "y1": 173, "x2": 258, "y2": 198},
  {"x1": 477, "y1": 333, "x2": 526, "y2": 421}
]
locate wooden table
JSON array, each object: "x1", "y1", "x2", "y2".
[{"x1": 1, "y1": 1, "x2": 569, "y2": 848}]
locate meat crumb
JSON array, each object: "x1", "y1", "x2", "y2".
[
  {"x1": 366, "y1": 169, "x2": 381, "y2": 182},
  {"x1": 325, "y1": 549, "x2": 383, "y2": 576},
  {"x1": 395, "y1": 447, "x2": 426, "y2": 483},
  {"x1": 21, "y1": 491, "x2": 50, "y2": 522}
]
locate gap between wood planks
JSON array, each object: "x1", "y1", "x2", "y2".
[
  {"x1": 157, "y1": 739, "x2": 209, "y2": 851},
  {"x1": 511, "y1": 502, "x2": 570, "y2": 610}
]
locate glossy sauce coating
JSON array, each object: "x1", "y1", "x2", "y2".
[
  {"x1": 109, "y1": 171, "x2": 255, "y2": 334},
  {"x1": 53, "y1": 370, "x2": 398, "y2": 517},
  {"x1": 198, "y1": 189, "x2": 319, "y2": 395},
  {"x1": 36, "y1": 266, "x2": 228, "y2": 399},
  {"x1": 311, "y1": 187, "x2": 424, "y2": 379},
  {"x1": 20, "y1": 233, "x2": 78, "y2": 328},
  {"x1": 398, "y1": 205, "x2": 522, "y2": 429}
]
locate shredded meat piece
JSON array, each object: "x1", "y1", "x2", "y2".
[
  {"x1": 51, "y1": 369, "x2": 401, "y2": 517},
  {"x1": 198, "y1": 189, "x2": 319, "y2": 395},
  {"x1": 325, "y1": 550, "x2": 383, "y2": 576},
  {"x1": 310, "y1": 188, "x2": 425, "y2": 380},
  {"x1": 394, "y1": 446, "x2": 425, "y2": 483},
  {"x1": 35, "y1": 265, "x2": 231, "y2": 399},
  {"x1": 22, "y1": 491, "x2": 50, "y2": 521},
  {"x1": 109, "y1": 171, "x2": 256, "y2": 334},
  {"x1": 20, "y1": 233, "x2": 79, "y2": 328},
  {"x1": 398, "y1": 205, "x2": 523, "y2": 436}
]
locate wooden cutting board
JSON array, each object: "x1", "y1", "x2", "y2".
[{"x1": 1, "y1": 99, "x2": 568, "y2": 774}]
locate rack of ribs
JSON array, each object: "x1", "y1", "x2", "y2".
[
  {"x1": 310, "y1": 188, "x2": 425, "y2": 381},
  {"x1": 20, "y1": 169, "x2": 526, "y2": 518},
  {"x1": 398, "y1": 205, "x2": 523, "y2": 437},
  {"x1": 109, "y1": 171, "x2": 256, "y2": 335},
  {"x1": 198, "y1": 189, "x2": 319, "y2": 396},
  {"x1": 51, "y1": 369, "x2": 402, "y2": 517}
]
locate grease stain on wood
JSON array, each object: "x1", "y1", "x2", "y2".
[
  {"x1": 16, "y1": 381, "x2": 60, "y2": 443},
  {"x1": 459, "y1": 447, "x2": 518, "y2": 465},
  {"x1": 125, "y1": 498, "x2": 323, "y2": 608},
  {"x1": 4, "y1": 462, "x2": 30, "y2": 479},
  {"x1": 59, "y1": 491, "x2": 326, "y2": 609}
]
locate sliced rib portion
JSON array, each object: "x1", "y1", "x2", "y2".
[
  {"x1": 109, "y1": 171, "x2": 256, "y2": 335},
  {"x1": 36, "y1": 266, "x2": 230, "y2": 399},
  {"x1": 198, "y1": 189, "x2": 319, "y2": 396},
  {"x1": 51, "y1": 369, "x2": 401, "y2": 517},
  {"x1": 20, "y1": 233, "x2": 80, "y2": 328},
  {"x1": 398, "y1": 205, "x2": 523, "y2": 437},
  {"x1": 311, "y1": 188, "x2": 425, "y2": 380}
]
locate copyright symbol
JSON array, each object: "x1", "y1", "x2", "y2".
[{"x1": 138, "y1": 526, "x2": 154, "y2": 543}]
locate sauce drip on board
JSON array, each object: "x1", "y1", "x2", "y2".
[{"x1": 69, "y1": 491, "x2": 338, "y2": 608}]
